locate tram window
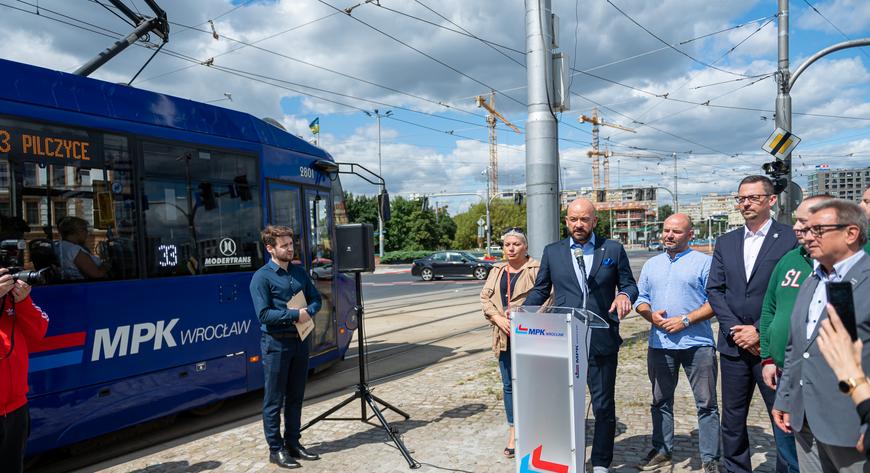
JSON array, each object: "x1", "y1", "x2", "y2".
[
  {"x1": 0, "y1": 116, "x2": 139, "y2": 283},
  {"x1": 307, "y1": 190, "x2": 336, "y2": 351},
  {"x1": 142, "y1": 142, "x2": 263, "y2": 277},
  {"x1": 269, "y1": 186, "x2": 304, "y2": 265},
  {"x1": 331, "y1": 177, "x2": 349, "y2": 226}
]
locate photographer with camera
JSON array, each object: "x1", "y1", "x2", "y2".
[{"x1": 0, "y1": 268, "x2": 48, "y2": 473}]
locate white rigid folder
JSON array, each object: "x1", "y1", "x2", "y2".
[{"x1": 511, "y1": 305, "x2": 608, "y2": 473}]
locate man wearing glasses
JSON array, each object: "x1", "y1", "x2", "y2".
[
  {"x1": 760, "y1": 194, "x2": 833, "y2": 473},
  {"x1": 706, "y1": 175, "x2": 798, "y2": 473},
  {"x1": 773, "y1": 199, "x2": 869, "y2": 472}
]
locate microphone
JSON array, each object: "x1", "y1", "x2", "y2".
[{"x1": 572, "y1": 247, "x2": 587, "y2": 281}]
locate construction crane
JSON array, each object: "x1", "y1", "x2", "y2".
[
  {"x1": 578, "y1": 108, "x2": 635, "y2": 202},
  {"x1": 476, "y1": 92, "x2": 521, "y2": 200}
]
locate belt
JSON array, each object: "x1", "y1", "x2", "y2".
[{"x1": 266, "y1": 331, "x2": 299, "y2": 339}]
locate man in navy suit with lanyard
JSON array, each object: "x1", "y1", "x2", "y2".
[
  {"x1": 706, "y1": 175, "x2": 798, "y2": 473},
  {"x1": 525, "y1": 197, "x2": 638, "y2": 473}
]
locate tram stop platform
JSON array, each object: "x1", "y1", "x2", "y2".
[{"x1": 85, "y1": 316, "x2": 779, "y2": 473}]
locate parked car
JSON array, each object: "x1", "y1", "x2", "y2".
[
  {"x1": 411, "y1": 251, "x2": 493, "y2": 281},
  {"x1": 647, "y1": 241, "x2": 663, "y2": 251}
]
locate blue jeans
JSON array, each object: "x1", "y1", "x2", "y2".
[
  {"x1": 773, "y1": 376, "x2": 800, "y2": 473},
  {"x1": 261, "y1": 333, "x2": 309, "y2": 452},
  {"x1": 498, "y1": 346, "x2": 514, "y2": 425},
  {"x1": 648, "y1": 346, "x2": 721, "y2": 463}
]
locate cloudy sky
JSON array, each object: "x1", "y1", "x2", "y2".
[{"x1": 1, "y1": 0, "x2": 868, "y2": 212}]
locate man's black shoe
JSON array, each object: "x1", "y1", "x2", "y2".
[
  {"x1": 269, "y1": 449, "x2": 302, "y2": 469},
  {"x1": 287, "y1": 444, "x2": 320, "y2": 461}
]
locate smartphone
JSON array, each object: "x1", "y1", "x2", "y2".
[{"x1": 827, "y1": 281, "x2": 858, "y2": 341}]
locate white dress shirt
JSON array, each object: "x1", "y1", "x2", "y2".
[
  {"x1": 743, "y1": 219, "x2": 773, "y2": 280},
  {"x1": 806, "y1": 250, "x2": 865, "y2": 339}
]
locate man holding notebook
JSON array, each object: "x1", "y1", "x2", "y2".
[{"x1": 250, "y1": 225, "x2": 322, "y2": 469}]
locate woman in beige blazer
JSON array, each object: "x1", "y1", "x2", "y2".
[{"x1": 480, "y1": 228, "x2": 542, "y2": 459}]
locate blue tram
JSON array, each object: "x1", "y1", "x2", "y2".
[{"x1": 0, "y1": 58, "x2": 356, "y2": 455}]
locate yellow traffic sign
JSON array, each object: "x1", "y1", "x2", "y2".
[{"x1": 762, "y1": 127, "x2": 801, "y2": 159}]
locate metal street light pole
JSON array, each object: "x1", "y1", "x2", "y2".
[
  {"x1": 775, "y1": 0, "x2": 794, "y2": 221},
  {"x1": 773, "y1": 0, "x2": 869, "y2": 221},
  {"x1": 483, "y1": 168, "x2": 492, "y2": 254},
  {"x1": 672, "y1": 153, "x2": 678, "y2": 213},
  {"x1": 524, "y1": 0, "x2": 560, "y2": 259},
  {"x1": 365, "y1": 109, "x2": 391, "y2": 258}
]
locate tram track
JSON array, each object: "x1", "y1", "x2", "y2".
[{"x1": 35, "y1": 289, "x2": 489, "y2": 473}]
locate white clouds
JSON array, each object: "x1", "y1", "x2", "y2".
[
  {"x1": 0, "y1": 0, "x2": 868, "y2": 209},
  {"x1": 796, "y1": 0, "x2": 870, "y2": 36},
  {"x1": 0, "y1": 29, "x2": 83, "y2": 72}
]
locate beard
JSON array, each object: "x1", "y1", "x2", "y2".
[
  {"x1": 272, "y1": 251, "x2": 294, "y2": 263},
  {"x1": 571, "y1": 227, "x2": 591, "y2": 242}
]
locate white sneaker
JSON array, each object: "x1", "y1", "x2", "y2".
[{"x1": 592, "y1": 467, "x2": 609, "y2": 473}]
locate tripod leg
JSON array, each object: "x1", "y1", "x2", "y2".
[
  {"x1": 369, "y1": 393, "x2": 411, "y2": 420},
  {"x1": 300, "y1": 390, "x2": 361, "y2": 431},
  {"x1": 364, "y1": 393, "x2": 420, "y2": 469}
]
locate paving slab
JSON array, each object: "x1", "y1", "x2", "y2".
[{"x1": 90, "y1": 315, "x2": 777, "y2": 473}]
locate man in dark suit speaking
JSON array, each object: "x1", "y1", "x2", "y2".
[
  {"x1": 706, "y1": 175, "x2": 798, "y2": 473},
  {"x1": 525, "y1": 197, "x2": 638, "y2": 473}
]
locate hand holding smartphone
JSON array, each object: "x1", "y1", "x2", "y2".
[{"x1": 827, "y1": 281, "x2": 858, "y2": 341}]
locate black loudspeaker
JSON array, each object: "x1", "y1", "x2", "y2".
[{"x1": 335, "y1": 223, "x2": 375, "y2": 273}]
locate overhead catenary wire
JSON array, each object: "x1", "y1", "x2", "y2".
[
  {"x1": 0, "y1": 2, "x2": 532, "y2": 147},
  {"x1": 147, "y1": 18, "x2": 512, "y2": 129},
  {"x1": 800, "y1": 0, "x2": 870, "y2": 61},
  {"x1": 595, "y1": 14, "x2": 777, "y2": 139},
  {"x1": 4, "y1": 0, "x2": 867, "y2": 180},
  {"x1": 605, "y1": 0, "x2": 768, "y2": 79},
  {"x1": 137, "y1": 11, "x2": 344, "y2": 84},
  {"x1": 315, "y1": 0, "x2": 527, "y2": 107},
  {"x1": 408, "y1": 0, "x2": 525, "y2": 68}
]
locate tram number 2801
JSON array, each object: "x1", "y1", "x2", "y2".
[{"x1": 300, "y1": 166, "x2": 316, "y2": 179}]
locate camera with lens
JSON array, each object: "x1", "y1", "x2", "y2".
[
  {"x1": 0, "y1": 239, "x2": 47, "y2": 285},
  {"x1": 4, "y1": 267, "x2": 47, "y2": 285}
]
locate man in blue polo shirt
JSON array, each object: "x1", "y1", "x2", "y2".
[
  {"x1": 250, "y1": 225, "x2": 322, "y2": 469},
  {"x1": 634, "y1": 213, "x2": 721, "y2": 472}
]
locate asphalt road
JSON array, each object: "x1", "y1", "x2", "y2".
[
  {"x1": 361, "y1": 271, "x2": 485, "y2": 300},
  {"x1": 361, "y1": 249, "x2": 659, "y2": 301}
]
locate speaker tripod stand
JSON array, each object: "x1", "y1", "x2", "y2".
[{"x1": 300, "y1": 271, "x2": 420, "y2": 469}]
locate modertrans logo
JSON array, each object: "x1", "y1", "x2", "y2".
[{"x1": 519, "y1": 444, "x2": 569, "y2": 472}]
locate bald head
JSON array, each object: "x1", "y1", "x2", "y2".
[
  {"x1": 661, "y1": 213, "x2": 694, "y2": 254},
  {"x1": 663, "y1": 213, "x2": 692, "y2": 232},
  {"x1": 567, "y1": 198, "x2": 596, "y2": 215},
  {"x1": 565, "y1": 198, "x2": 598, "y2": 244}
]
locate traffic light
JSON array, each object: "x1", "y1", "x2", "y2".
[
  {"x1": 762, "y1": 159, "x2": 788, "y2": 176},
  {"x1": 233, "y1": 175, "x2": 253, "y2": 201},
  {"x1": 378, "y1": 191, "x2": 391, "y2": 222},
  {"x1": 198, "y1": 182, "x2": 217, "y2": 210}
]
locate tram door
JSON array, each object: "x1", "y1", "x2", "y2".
[
  {"x1": 304, "y1": 189, "x2": 337, "y2": 355},
  {"x1": 266, "y1": 180, "x2": 338, "y2": 356}
]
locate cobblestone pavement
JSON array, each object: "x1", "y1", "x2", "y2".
[{"x1": 92, "y1": 316, "x2": 777, "y2": 473}]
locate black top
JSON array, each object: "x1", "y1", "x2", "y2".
[{"x1": 500, "y1": 269, "x2": 521, "y2": 310}]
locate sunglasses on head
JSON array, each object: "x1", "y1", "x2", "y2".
[{"x1": 502, "y1": 227, "x2": 524, "y2": 236}]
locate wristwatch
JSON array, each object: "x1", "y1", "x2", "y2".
[
  {"x1": 838, "y1": 377, "x2": 869, "y2": 395},
  {"x1": 681, "y1": 315, "x2": 691, "y2": 328}
]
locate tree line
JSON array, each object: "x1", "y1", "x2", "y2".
[{"x1": 344, "y1": 192, "x2": 676, "y2": 252}]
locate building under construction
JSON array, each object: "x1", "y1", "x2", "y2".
[{"x1": 562, "y1": 186, "x2": 660, "y2": 247}]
